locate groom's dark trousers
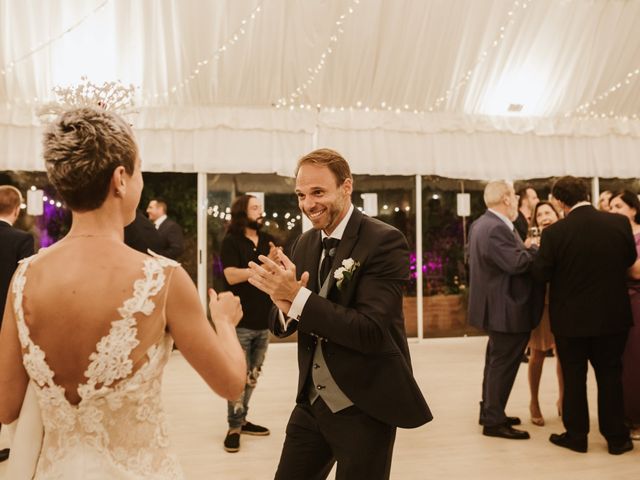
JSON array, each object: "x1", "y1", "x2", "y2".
[{"x1": 270, "y1": 209, "x2": 431, "y2": 480}]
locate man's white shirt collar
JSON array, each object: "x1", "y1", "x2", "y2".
[
  {"x1": 0, "y1": 218, "x2": 12, "y2": 226},
  {"x1": 281, "y1": 203, "x2": 355, "y2": 328},
  {"x1": 570, "y1": 201, "x2": 591, "y2": 213},
  {"x1": 488, "y1": 208, "x2": 514, "y2": 231},
  {"x1": 321, "y1": 204, "x2": 354, "y2": 242},
  {"x1": 154, "y1": 214, "x2": 168, "y2": 228}
]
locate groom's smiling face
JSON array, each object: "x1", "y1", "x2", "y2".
[{"x1": 295, "y1": 164, "x2": 353, "y2": 235}]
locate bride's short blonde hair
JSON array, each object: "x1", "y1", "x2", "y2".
[{"x1": 43, "y1": 107, "x2": 137, "y2": 212}]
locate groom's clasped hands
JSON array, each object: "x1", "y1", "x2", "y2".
[{"x1": 247, "y1": 250, "x2": 309, "y2": 316}]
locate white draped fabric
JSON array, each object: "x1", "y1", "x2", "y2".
[{"x1": 1, "y1": 0, "x2": 640, "y2": 178}]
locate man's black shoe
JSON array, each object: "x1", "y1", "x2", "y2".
[
  {"x1": 549, "y1": 432, "x2": 587, "y2": 453},
  {"x1": 483, "y1": 424, "x2": 530, "y2": 440},
  {"x1": 478, "y1": 415, "x2": 521, "y2": 426},
  {"x1": 0, "y1": 448, "x2": 9, "y2": 462},
  {"x1": 608, "y1": 439, "x2": 633, "y2": 455},
  {"x1": 241, "y1": 421, "x2": 270, "y2": 436},
  {"x1": 223, "y1": 431, "x2": 240, "y2": 453},
  {"x1": 507, "y1": 416, "x2": 521, "y2": 426}
]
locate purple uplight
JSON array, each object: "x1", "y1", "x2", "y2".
[
  {"x1": 36, "y1": 201, "x2": 67, "y2": 248},
  {"x1": 409, "y1": 251, "x2": 445, "y2": 280}
]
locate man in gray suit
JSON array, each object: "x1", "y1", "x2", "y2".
[{"x1": 468, "y1": 180, "x2": 539, "y2": 440}]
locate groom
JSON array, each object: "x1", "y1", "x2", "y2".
[{"x1": 248, "y1": 148, "x2": 431, "y2": 479}]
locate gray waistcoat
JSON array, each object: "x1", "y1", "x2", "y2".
[{"x1": 307, "y1": 274, "x2": 354, "y2": 412}]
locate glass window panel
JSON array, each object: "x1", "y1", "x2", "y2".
[
  {"x1": 421, "y1": 176, "x2": 477, "y2": 338},
  {"x1": 0, "y1": 171, "x2": 71, "y2": 249},
  {"x1": 140, "y1": 172, "x2": 198, "y2": 283},
  {"x1": 207, "y1": 174, "x2": 302, "y2": 343},
  {"x1": 352, "y1": 175, "x2": 417, "y2": 338}
]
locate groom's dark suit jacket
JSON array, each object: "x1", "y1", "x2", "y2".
[
  {"x1": 0, "y1": 221, "x2": 34, "y2": 323},
  {"x1": 270, "y1": 208, "x2": 432, "y2": 429}
]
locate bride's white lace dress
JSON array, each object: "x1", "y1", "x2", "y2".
[{"x1": 12, "y1": 253, "x2": 184, "y2": 479}]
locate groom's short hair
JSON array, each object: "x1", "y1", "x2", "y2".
[{"x1": 296, "y1": 148, "x2": 352, "y2": 186}]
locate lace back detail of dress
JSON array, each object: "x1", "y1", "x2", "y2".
[{"x1": 12, "y1": 253, "x2": 184, "y2": 479}]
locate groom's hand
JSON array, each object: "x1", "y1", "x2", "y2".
[
  {"x1": 248, "y1": 251, "x2": 309, "y2": 307},
  {"x1": 269, "y1": 252, "x2": 310, "y2": 315}
]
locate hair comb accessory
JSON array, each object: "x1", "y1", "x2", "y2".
[{"x1": 37, "y1": 76, "x2": 137, "y2": 122}]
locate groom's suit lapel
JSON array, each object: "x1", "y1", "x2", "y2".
[
  {"x1": 300, "y1": 230, "x2": 322, "y2": 293},
  {"x1": 323, "y1": 208, "x2": 363, "y2": 295}
]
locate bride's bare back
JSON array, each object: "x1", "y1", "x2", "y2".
[{"x1": 22, "y1": 238, "x2": 171, "y2": 405}]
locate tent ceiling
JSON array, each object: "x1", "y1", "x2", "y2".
[{"x1": 1, "y1": 0, "x2": 640, "y2": 177}]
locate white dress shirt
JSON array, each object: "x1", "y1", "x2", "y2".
[
  {"x1": 154, "y1": 214, "x2": 167, "y2": 229},
  {"x1": 280, "y1": 204, "x2": 355, "y2": 330}
]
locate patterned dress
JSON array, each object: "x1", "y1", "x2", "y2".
[{"x1": 12, "y1": 253, "x2": 184, "y2": 479}]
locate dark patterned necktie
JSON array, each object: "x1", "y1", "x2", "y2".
[{"x1": 319, "y1": 237, "x2": 340, "y2": 287}]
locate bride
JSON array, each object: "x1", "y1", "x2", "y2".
[{"x1": 0, "y1": 107, "x2": 246, "y2": 479}]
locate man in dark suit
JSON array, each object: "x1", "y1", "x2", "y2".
[
  {"x1": 0, "y1": 185, "x2": 35, "y2": 462},
  {"x1": 248, "y1": 149, "x2": 431, "y2": 479},
  {"x1": 513, "y1": 185, "x2": 539, "y2": 241},
  {"x1": 124, "y1": 208, "x2": 164, "y2": 254},
  {"x1": 532, "y1": 176, "x2": 635, "y2": 455},
  {"x1": 468, "y1": 180, "x2": 539, "y2": 440},
  {"x1": 146, "y1": 199, "x2": 184, "y2": 260}
]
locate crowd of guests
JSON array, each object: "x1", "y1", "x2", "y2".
[{"x1": 469, "y1": 177, "x2": 640, "y2": 455}]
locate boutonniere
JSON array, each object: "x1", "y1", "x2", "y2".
[{"x1": 333, "y1": 258, "x2": 360, "y2": 289}]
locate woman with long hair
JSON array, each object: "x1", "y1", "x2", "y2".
[
  {"x1": 609, "y1": 190, "x2": 640, "y2": 441},
  {"x1": 528, "y1": 200, "x2": 564, "y2": 426}
]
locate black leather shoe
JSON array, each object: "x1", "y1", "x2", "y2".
[
  {"x1": 478, "y1": 416, "x2": 521, "y2": 426},
  {"x1": 483, "y1": 424, "x2": 530, "y2": 440},
  {"x1": 223, "y1": 431, "x2": 240, "y2": 453},
  {"x1": 549, "y1": 432, "x2": 587, "y2": 453},
  {"x1": 241, "y1": 421, "x2": 270, "y2": 436},
  {"x1": 608, "y1": 439, "x2": 633, "y2": 455},
  {"x1": 0, "y1": 448, "x2": 9, "y2": 462},
  {"x1": 506, "y1": 416, "x2": 521, "y2": 426}
]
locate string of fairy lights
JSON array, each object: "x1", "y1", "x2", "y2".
[
  {"x1": 567, "y1": 65, "x2": 640, "y2": 120},
  {"x1": 3, "y1": 1, "x2": 265, "y2": 106},
  {"x1": 2, "y1": 0, "x2": 638, "y2": 121},
  {"x1": 274, "y1": 0, "x2": 532, "y2": 115},
  {"x1": 0, "y1": 0, "x2": 110, "y2": 78},
  {"x1": 274, "y1": 0, "x2": 362, "y2": 110},
  {"x1": 143, "y1": 1, "x2": 266, "y2": 104},
  {"x1": 426, "y1": 0, "x2": 533, "y2": 113},
  {"x1": 24, "y1": 189, "x2": 409, "y2": 232}
]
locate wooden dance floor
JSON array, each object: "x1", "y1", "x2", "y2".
[{"x1": 1, "y1": 336, "x2": 637, "y2": 479}]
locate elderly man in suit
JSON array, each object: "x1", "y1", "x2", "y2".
[
  {"x1": 533, "y1": 176, "x2": 635, "y2": 455},
  {"x1": 468, "y1": 180, "x2": 539, "y2": 440},
  {"x1": 146, "y1": 199, "x2": 184, "y2": 260},
  {"x1": 0, "y1": 185, "x2": 35, "y2": 462},
  {"x1": 248, "y1": 149, "x2": 431, "y2": 480}
]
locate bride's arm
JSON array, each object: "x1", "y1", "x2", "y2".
[
  {"x1": 0, "y1": 287, "x2": 29, "y2": 423},
  {"x1": 164, "y1": 267, "x2": 246, "y2": 401}
]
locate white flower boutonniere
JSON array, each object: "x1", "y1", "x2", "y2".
[{"x1": 333, "y1": 258, "x2": 360, "y2": 289}]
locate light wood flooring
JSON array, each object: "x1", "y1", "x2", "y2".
[{"x1": 1, "y1": 336, "x2": 638, "y2": 479}]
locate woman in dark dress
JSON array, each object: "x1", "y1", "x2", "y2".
[{"x1": 609, "y1": 190, "x2": 640, "y2": 441}]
